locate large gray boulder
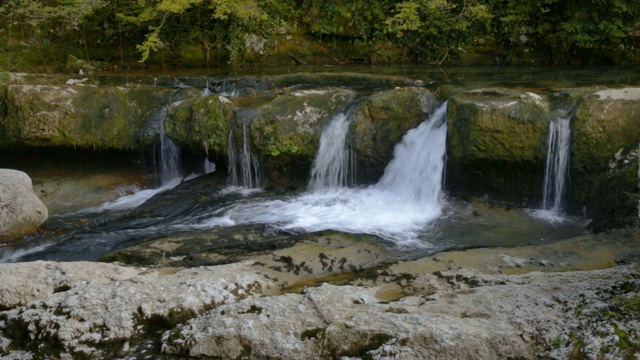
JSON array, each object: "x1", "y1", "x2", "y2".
[
  {"x1": 571, "y1": 88, "x2": 640, "y2": 230},
  {"x1": 162, "y1": 265, "x2": 640, "y2": 360},
  {"x1": 1, "y1": 84, "x2": 174, "y2": 149},
  {"x1": 0, "y1": 169, "x2": 48, "y2": 241},
  {"x1": 447, "y1": 88, "x2": 550, "y2": 206},
  {"x1": 2, "y1": 233, "x2": 640, "y2": 359}
]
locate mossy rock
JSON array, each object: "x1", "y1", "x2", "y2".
[
  {"x1": 165, "y1": 91, "x2": 236, "y2": 160},
  {"x1": 248, "y1": 87, "x2": 356, "y2": 188},
  {"x1": 352, "y1": 87, "x2": 438, "y2": 183},
  {"x1": 571, "y1": 88, "x2": 640, "y2": 208},
  {"x1": 446, "y1": 88, "x2": 550, "y2": 205},
  {"x1": 1, "y1": 84, "x2": 174, "y2": 149},
  {"x1": 586, "y1": 155, "x2": 639, "y2": 233}
]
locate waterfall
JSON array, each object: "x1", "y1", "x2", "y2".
[
  {"x1": 308, "y1": 112, "x2": 356, "y2": 191},
  {"x1": 377, "y1": 102, "x2": 448, "y2": 204},
  {"x1": 204, "y1": 158, "x2": 216, "y2": 174},
  {"x1": 146, "y1": 105, "x2": 182, "y2": 186},
  {"x1": 542, "y1": 117, "x2": 571, "y2": 214},
  {"x1": 228, "y1": 123, "x2": 261, "y2": 188},
  {"x1": 215, "y1": 102, "x2": 449, "y2": 245}
]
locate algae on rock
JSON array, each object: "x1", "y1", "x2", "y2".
[
  {"x1": 446, "y1": 88, "x2": 550, "y2": 205},
  {"x1": 165, "y1": 92, "x2": 236, "y2": 160},
  {"x1": 248, "y1": 87, "x2": 357, "y2": 187},
  {"x1": 1, "y1": 84, "x2": 174, "y2": 149},
  {"x1": 571, "y1": 88, "x2": 640, "y2": 215}
]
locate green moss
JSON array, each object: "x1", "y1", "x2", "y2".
[
  {"x1": 4, "y1": 317, "x2": 65, "y2": 358},
  {"x1": 336, "y1": 332, "x2": 394, "y2": 358},
  {"x1": 166, "y1": 93, "x2": 234, "y2": 156},
  {"x1": 235, "y1": 344, "x2": 252, "y2": 360},
  {"x1": 133, "y1": 306, "x2": 197, "y2": 336},
  {"x1": 3, "y1": 84, "x2": 173, "y2": 150},
  {"x1": 301, "y1": 327, "x2": 326, "y2": 340}
]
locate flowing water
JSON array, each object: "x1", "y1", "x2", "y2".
[
  {"x1": 308, "y1": 111, "x2": 356, "y2": 191},
  {"x1": 228, "y1": 122, "x2": 262, "y2": 188},
  {"x1": 0, "y1": 70, "x2": 596, "y2": 263},
  {"x1": 531, "y1": 117, "x2": 572, "y2": 222},
  {"x1": 153, "y1": 106, "x2": 183, "y2": 186},
  {"x1": 214, "y1": 103, "x2": 449, "y2": 246}
]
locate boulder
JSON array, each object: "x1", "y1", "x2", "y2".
[
  {"x1": 586, "y1": 151, "x2": 639, "y2": 232},
  {"x1": 571, "y1": 88, "x2": 640, "y2": 221},
  {"x1": 0, "y1": 261, "x2": 142, "y2": 309},
  {"x1": 1, "y1": 84, "x2": 174, "y2": 149},
  {"x1": 165, "y1": 91, "x2": 236, "y2": 160},
  {"x1": 248, "y1": 88, "x2": 356, "y2": 187},
  {"x1": 352, "y1": 87, "x2": 439, "y2": 183},
  {"x1": 0, "y1": 169, "x2": 48, "y2": 241},
  {"x1": 447, "y1": 88, "x2": 549, "y2": 205}
]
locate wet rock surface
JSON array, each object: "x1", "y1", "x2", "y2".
[
  {"x1": 572, "y1": 88, "x2": 640, "y2": 227},
  {"x1": 446, "y1": 88, "x2": 550, "y2": 206},
  {"x1": 1, "y1": 84, "x2": 174, "y2": 149},
  {"x1": 1, "y1": 232, "x2": 640, "y2": 359}
]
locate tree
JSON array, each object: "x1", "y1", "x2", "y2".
[{"x1": 385, "y1": 0, "x2": 492, "y2": 63}]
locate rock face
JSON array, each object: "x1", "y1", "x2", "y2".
[
  {"x1": 165, "y1": 91, "x2": 236, "y2": 159},
  {"x1": 571, "y1": 88, "x2": 640, "y2": 229},
  {"x1": 1, "y1": 73, "x2": 640, "y2": 232},
  {"x1": 1, "y1": 84, "x2": 174, "y2": 149},
  {"x1": 248, "y1": 88, "x2": 357, "y2": 187},
  {"x1": 0, "y1": 261, "x2": 277, "y2": 358},
  {"x1": 0, "y1": 169, "x2": 48, "y2": 241},
  {"x1": 352, "y1": 87, "x2": 438, "y2": 183},
  {"x1": 2, "y1": 253, "x2": 639, "y2": 359},
  {"x1": 447, "y1": 88, "x2": 550, "y2": 205}
]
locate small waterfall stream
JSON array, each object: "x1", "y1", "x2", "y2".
[
  {"x1": 228, "y1": 122, "x2": 262, "y2": 189},
  {"x1": 308, "y1": 111, "x2": 356, "y2": 191},
  {"x1": 157, "y1": 120, "x2": 182, "y2": 186},
  {"x1": 377, "y1": 102, "x2": 448, "y2": 203},
  {"x1": 542, "y1": 117, "x2": 571, "y2": 215}
]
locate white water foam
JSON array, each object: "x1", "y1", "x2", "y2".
[
  {"x1": 74, "y1": 177, "x2": 184, "y2": 214},
  {"x1": 201, "y1": 102, "x2": 449, "y2": 246},
  {"x1": 204, "y1": 158, "x2": 216, "y2": 174},
  {"x1": 308, "y1": 112, "x2": 354, "y2": 190}
]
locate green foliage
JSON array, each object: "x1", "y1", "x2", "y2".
[
  {"x1": 0, "y1": 0, "x2": 107, "y2": 70},
  {"x1": 0, "y1": 0, "x2": 639, "y2": 67},
  {"x1": 385, "y1": 0, "x2": 493, "y2": 63},
  {"x1": 118, "y1": 0, "x2": 291, "y2": 64},
  {"x1": 487, "y1": 0, "x2": 640, "y2": 64}
]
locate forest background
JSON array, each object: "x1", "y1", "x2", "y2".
[{"x1": 0, "y1": 0, "x2": 639, "y2": 72}]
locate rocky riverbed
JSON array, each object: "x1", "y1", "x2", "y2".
[{"x1": 1, "y1": 229, "x2": 640, "y2": 359}]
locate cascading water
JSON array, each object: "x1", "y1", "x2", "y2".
[
  {"x1": 204, "y1": 158, "x2": 216, "y2": 174},
  {"x1": 157, "y1": 121, "x2": 182, "y2": 186},
  {"x1": 308, "y1": 111, "x2": 356, "y2": 191},
  {"x1": 205, "y1": 102, "x2": 449, "y2": 246},
  {"x1": 377, "y1": 103, "x2": 448, "y2": 203},
  {"x1": 542, "y1": 117, "x2": 571, "y2": 215},
  {"x1": 228, "y1": 122, "x2": 261, "y2": 188}
]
